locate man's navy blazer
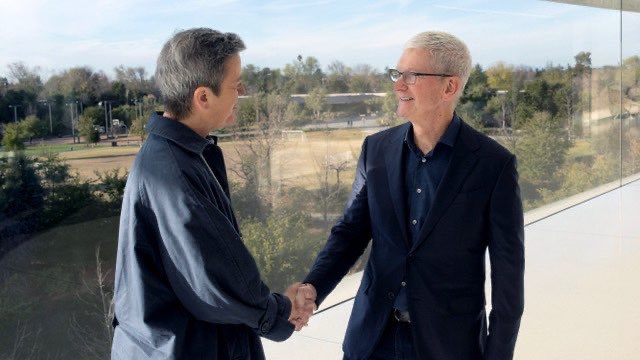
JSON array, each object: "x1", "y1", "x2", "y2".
[{"x1": 304, "y1": 119, "x2": 525, "y2": 360}]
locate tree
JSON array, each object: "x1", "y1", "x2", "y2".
[
  {"x1": 236, "y1": 98, "x2": 257, "y2": 128},
  {"x1": 381, "y1": 91, "x2": 398, "y2": 126},
  {"x1": 35, "y1": 154, "x2": 95, "y2": 227},
  {"x1": 229, "y1": 95, "x2": 287, "y2": 217},
  {"x1": 240, "y1": 209, "x2": 319, "y2": 291},
  {"x1": 44, "y1": 66, "x2": 110, "y2": 105},
  {"x1": 325, "y1": 61, "x2": 350, "y2": 93},
  {"x1": 36, "y1": 153, "x2": 71, "y2": 199},
  {"x1": 305, "y1": 87, "x2": 327, "y2": 120},
  {"x1": 0, "y1": 153, "x2": 44, "y2": 232},
  {"x1": 486, "y1": 62, "x2": 514, "y2": 90},
  {"x1": 622, "y1": 55, "x2": 640, "y2": 102},
  {"x1": 129, "y1": 115, "x2": 148, "y2": 143},
  {"x1": 283, "y1": 55, "x2": 324, "y2": 93},
  {"x1": 515, "y1": 111, "x2": 569, "y2": 197},
  {"x1": 242, "y1": 65, "x2": 285, "y2": 94},
  {"x1": 284, "y1": 101, "x2": 305, "y2": 126},
  {"x1": 0, "y1": 76, "x2": 9, "y2": 96},
  {"x1": 78, "y1": 116, "x2": 100, "y2": 144},
  {"x1": 77, "y1": 106, "x2": 102, "y2": 144},
  {"x1": 22, "y1": 115, "x2": 47, "y2": 143},
  {"x1": 95, "y1": 168, "x2": 128, "y2": 205},
  {"x1": 349, "y1": 64, "x2": 379, "y2": 93},
  {"x1": 574, "y1": 51, "x2": 592, "y2": 77},
  {"x1": 7, "y1": 62, "x2": 43, "y2": 96},
  {"x1": 314, "y1": 152, "x2": 350, "y2": 229},
  {"x1": 110, "y1": 105, "x2": 133, "y2": 127},
  {"x1": 1, "y1": 121, "x2": 29, "y2": 150},
  {"x1": 110, "y1": 81, "x2": 128, "y2": 105},
  {"x1": 114, "y1": 65, "x2": 153, "y2": 101},
  {"x1": 460, "y1": 64, "x2": 492, "y2": 107}
]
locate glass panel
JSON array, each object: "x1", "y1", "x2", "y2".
[
  {"x1": 622, "y1": 5, "x2": 640, "y2": 182},
  {"x1": 0, "y1": 208, "x2": 118, "y2": 358},
  {"x1": 0, "y1": 1, "x2": 637, "y2": 358},
  {"x1": 467, "y1": 2, "x2": 623, "y2": 212}
]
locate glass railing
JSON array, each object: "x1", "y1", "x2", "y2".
[{"x1": 0, "y1": 1, "x2": 638, "y2": 358}]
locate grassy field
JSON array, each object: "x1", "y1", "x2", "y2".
[
  {"x1": 2, "y1": 129, "x2": 371, "y2": 183},
  {"x1": 4, "y1": 128, "x2": 606, "y2": 185}
]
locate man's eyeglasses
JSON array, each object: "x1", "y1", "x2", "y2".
[{"x1": 388, "y1": 69, "x2": 452, "y2": 85}]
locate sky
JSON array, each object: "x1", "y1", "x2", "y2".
[{"x1": 0, "y1": 0, "x2": 637, "y2": 81}]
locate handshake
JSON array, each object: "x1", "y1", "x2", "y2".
[{"x1": 284, "y1": 283, "x2": 318, "y2": 331}]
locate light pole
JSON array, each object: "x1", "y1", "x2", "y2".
[
  {"x1": 67, "y1": 102, "x2": 76, "y2": 143},
  {"x1": 8, "y1": 104, "x2": 21, "y2": 122},
  {"x1": 39, "y1": 100, "x2": 53, "y2": 134},
  {"x1": 99, "y1": 100, "x2": 112, "y2": 140}
]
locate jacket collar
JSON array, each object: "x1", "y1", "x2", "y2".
[{"x1": 146, "y1": 112, "x2": 218, "y2": 154}]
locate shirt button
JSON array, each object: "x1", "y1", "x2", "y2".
[
  {"x1": 416, "y1": 188, "x2": 422, "y2": 194},
  {"x1": 401, "y1": 281, "x2": 407, "y2": 287},
  {"x1": 411, "y1": 219, "x2": 417, "y2": 225},
  {"x1": 421, "y1": 158, "x2": 427, "y2": 163}
]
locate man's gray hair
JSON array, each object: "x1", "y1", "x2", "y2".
[
  {"x1": 405, "y1": 31, "x2": 472, "y2": 95},
  {"x1": 155, "y1": 28, "x2": 245, "y2": 120}
]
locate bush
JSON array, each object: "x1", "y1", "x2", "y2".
[
  {"x1": 1, "y1": 122, "x2": 28, "y2": 150},
  {"x1": 0, "y1": 154, "x2": 44, "y2": 240},
  {"x1": 240, "y1": 209, "x2": 322, "y2": 291},
  {"x1": 95, "y1": 168, "x2": 128, "y2": 206}
]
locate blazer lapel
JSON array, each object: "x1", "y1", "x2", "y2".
[
  {"x1": 412, "y1": 122, "x2": 480, "y2": 251},
  {"x1": 383, "y1": 124, "x2": 411, "y2": 250}
]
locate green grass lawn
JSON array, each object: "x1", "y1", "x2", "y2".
[
  {"x1": 567, "y1": 139, "x2": 596, "y2": 160},
  {"x1": 0, "y1": 141, "x2": 94, "y2": 157},
  {"x1": 1, "y1": 141, "x2": 140, "y2": 159}
]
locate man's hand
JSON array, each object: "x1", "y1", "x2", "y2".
[{"x1": 285, "y1": 283, "x2": 317, "y2": 331}]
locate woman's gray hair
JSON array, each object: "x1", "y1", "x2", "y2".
[
  {"x1": 155, "y1": 28, "x2": 245, "y2": 120},
  {"x1": 405, "y1": 31, "x2": 472, "y2": 95}
]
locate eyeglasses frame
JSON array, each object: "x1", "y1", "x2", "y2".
[{"x1": 388, "y1": 69, "x2": 453, "y2": 85}]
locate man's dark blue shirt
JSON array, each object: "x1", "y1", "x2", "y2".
[{"x1": 394, "y1": 114, "x2": 461, "y2": 311}]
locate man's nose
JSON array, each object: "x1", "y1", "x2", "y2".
[{"x1": 393, "y1": 78, "x2": 407, "y2": 91}]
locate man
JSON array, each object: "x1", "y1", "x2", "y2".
[
  {"x1": 111, "y1": 28, "x2": 308, "y2": 359},
  {"x1": 298, "y1": 31, "x2": 525, "y2": 360}
]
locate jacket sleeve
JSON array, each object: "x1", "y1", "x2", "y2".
[
  {"x1": 303, "y1": 137, "x2": 373, "y2": 305},
  {"x1": 486, "y1": 155, "x2": 525, "y2": 359},
  {"x1": 138, "y1": 161, "x2": 294, "y2": 342}
]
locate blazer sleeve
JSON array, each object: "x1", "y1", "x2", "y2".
[
  {"x1": 137, "y1": 161, "x2": 294, "y2": 342},
  {"x1": 303, "y1": 137, "x2": 373, "y2": 305},
  {"x1": 485, "y1": 154, "x2": 525, "y2": 359}
]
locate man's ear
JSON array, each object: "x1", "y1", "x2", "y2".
[
  {"x1": 192, "y1": 86, "x2": 211, "y2": 111},
  {"x1": 443, "y1": 77, "x2": 462, "y2": 101}
]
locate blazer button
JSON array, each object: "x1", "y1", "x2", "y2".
[
  {"x1": 387, "y1": 292, "x2": 395, "y2": 300},
  {"x1": 261, "y1": 321, "x2": 270, "y2": 333},
  {"x1": 401, "y1": 281, "x2": 407, "y2": 287}
]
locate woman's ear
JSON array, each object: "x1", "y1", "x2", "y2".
[{"x1": 192, "y1": 86, "x2": 211, "y2": 111}]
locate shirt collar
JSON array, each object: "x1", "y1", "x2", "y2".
[
  {"x1": 404, "y1": 113, "x2": 461, "y2": 155},
  {"x1": 145, "y1": 112, "x2": 218, "y2": 154}
]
